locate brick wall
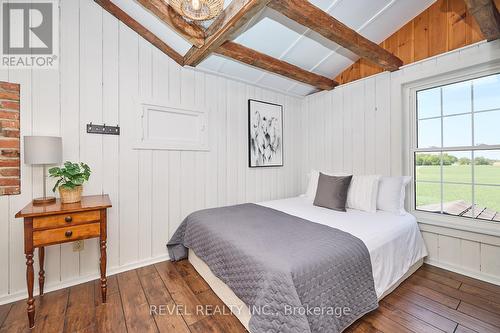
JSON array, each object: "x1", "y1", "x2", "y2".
[{"x1": 0, "y1": 81, "x2": 20, "y2": 195}]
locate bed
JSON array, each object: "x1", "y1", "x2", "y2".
[{"x1": 169, "y1": 196, "x2": 427, "y2": 333}]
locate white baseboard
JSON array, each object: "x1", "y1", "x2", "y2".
[
  {"x1": 425, "y1": 258, "x2": 500, "y2": 286},
  {"x1": 0, "y1": 254, "x2": 170, "y2": 306}
]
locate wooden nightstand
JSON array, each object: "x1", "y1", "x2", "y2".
[{"x1": 15, "y1": 194, "x2": 112, "y2": 329}]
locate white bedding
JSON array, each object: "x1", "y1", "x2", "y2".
[{"x1": 258, "y1": 196, "x2": 428, "y2": 297}]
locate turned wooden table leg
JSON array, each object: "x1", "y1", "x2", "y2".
[
  {"x1": 38, "y1": 247, "x2": 45, "y2": 296},
  {"x1": 99, "y1": 209, "x2": 107, "y2": 303},
  {"x1": 100, "y1": 239, "x2": 107, "y2": 303},
  {"x1": 23, "y1": 217, "x2": 35, "y2": 329},
  {"x1": 26, "y1": 252, "x2": 35, "y2": 328}
]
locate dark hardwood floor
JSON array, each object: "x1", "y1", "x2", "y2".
[{"x1": 1, "y1": 262, "x2": 500, "y2": 333}]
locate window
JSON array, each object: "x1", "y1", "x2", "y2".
[{"x1": 413, "y1": 73, "x2": 500, "y2": 222}]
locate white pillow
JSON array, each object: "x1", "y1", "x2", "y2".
[
  {"x1": 306, "y1": 170, "x2": 349, "y2": 201},
  {"x1": 305, "y1": 170, "x2": 321, "y2": 200},
  {"x1": 346, "y1": 175, "x2": 381, "y2": 213},
  {"x1": 377, "y1": 176, "x2": 412, "y2": 215}
]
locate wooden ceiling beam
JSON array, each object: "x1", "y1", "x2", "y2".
[
  {"x1": 216, "y1": 41, "x2": 337, "y2": 90},
  {"x1": 94, "y1": 0, "x2": 184, "y2": 65},
  {"x1": 183, "y1": 0, "x2": 272, "y2": 67},
  {"x1": 464, "y1": 0, "x2": 500, "y2": 41},
  {"x1": 268, "y1": 0, "x2": 403, "y2": 72},
  {"x1": 136, "y1": 0, "x2": 206, "y2": 47}
]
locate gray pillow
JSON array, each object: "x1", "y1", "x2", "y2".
[{"x1": 313, "y1": 173, "x2": 353, "y2": 212}]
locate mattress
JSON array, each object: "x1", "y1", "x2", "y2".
[
  {"x1": 188, "y1": 196, "x2": 428, "y2": 331},
  {"x1": 258, "y1": 196, "x2": 428, "y2": 297},
  {"x1": 189, "y1": 250, "x2": 423, "y2": 331}
]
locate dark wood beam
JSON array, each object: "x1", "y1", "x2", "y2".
[
  {"x1": 184, "y1": 0, "x2": 272, "y2": 67},
  {"x1": 464, "y1": 0, "x2": 500, "y2": 41},
  {"x1": 94, "y1": 0, "x2": 184, "y2": 66},
  {"x1": 136, "y1": 0, "x2": 206, "y2": 47},
  {"x1": 215, "y1": 42, "x2": 337, "y2": 90},
  {"x1": 268, "y1": 0, "x2": 403, "y2": 72}
]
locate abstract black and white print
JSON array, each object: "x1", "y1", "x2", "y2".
[{"x1": 248, "y1": 99, "x2": 283, "y2": 167}]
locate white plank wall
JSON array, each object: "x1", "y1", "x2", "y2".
[
  {"x1": 0, "y1": 0, "x2": 303, "y2": 304},
  {"x1": 302, "y1": 40, "x2": 500, "y2": 285},
  {"x1": 301, "y1": 73, "x2": 392, "y2": 189}
]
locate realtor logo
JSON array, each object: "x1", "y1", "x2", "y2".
[{"x1": 1, "y1": 0, "x2": 58, "y2": 69}]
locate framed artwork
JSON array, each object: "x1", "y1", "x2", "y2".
[
  {"x1": 248, "y1": 99, "x2": 283, "y2": 168},
  {"x1": 0, "y1": 81, "x2": 20, "y2": 195}
]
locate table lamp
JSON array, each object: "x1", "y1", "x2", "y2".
[{"x1": 24, "y1": 136, "x2": 62, "y2": 205}]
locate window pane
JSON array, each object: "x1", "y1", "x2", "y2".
[
  {"x1": 474, "y1": 110, "x2": 500, "y2": 146},
  {"x1": 418, "y1": 118, "x2": 441, "y2": 148},
  {"x1": 443, "y1": 114, "x2": 471, "y2": 147},
  {"x1": 415, "y1": 152, "x2": 441, "y2": 182},
  {"x1": 473, "y1": 73, "x2": 500, "y2": 111},
  {"x1": 474, "y1": 186, "x2": 500, "y2": 218},
  {"x1": 414, "y1": 74, "x2": 500, "y2": 222},
  {"x1": 416, "y1": 182, "x2": 441, "y2": 212},
  {"x1": 417, "y1": 87, "x2": 441, "y2": 119},
  {"x1": 474, "y1": 150, "x2": 500, "y2": 185},
  {"x1": 443, "y1": 151, "x2": 472, "y2": 183},
  {"x1": 443, "y1": 183, "x2": 473, "y2": 216},
  {"x1": 443, "y1": 81, "x2": 471, "y2": 116}
]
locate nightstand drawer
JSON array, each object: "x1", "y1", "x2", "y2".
[
  {"x1": 33, "y1": 223, "x2": 101, "y2": 247},
  {"x1": 33, "y1": 210, "x2": 101, "y2": 230}
]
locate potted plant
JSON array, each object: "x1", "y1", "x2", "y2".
[{"x1": 49, "y1": 162, "x2": 91, "y2": 204}]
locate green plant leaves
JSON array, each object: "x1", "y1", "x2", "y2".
[
  {"x1": 61, "y1": 183, "x2": 76, "y2": 190},
  {"x1": 48, "y1": 167, "x2": 63, "y2": 177},
  {"x1": 72, "y1": 176, "x2": 85, "y2": 185},
  {"x1": 48, "y1": 161, "x2": 92, "y2": 192}
]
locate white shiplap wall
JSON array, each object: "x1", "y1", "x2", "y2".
[
  {"x1": 302, "y1": 40, "x2": 500, "y2": 285},
  {"x1": 0, "y1": 0, "x2": 304, "y2": 304},
  {"x1": 300, "y1": 72, "x2": 392, "y2": 186}
]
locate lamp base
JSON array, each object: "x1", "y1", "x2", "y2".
[{"x1": 33, "y1": 197, "x2": 56, "y2": 205}]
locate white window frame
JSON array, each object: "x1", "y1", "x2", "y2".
[{"x1": 406, "y1": 65, "x2": 500, "y2": 234}]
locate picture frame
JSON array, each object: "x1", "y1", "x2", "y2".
[{"x1": 248, "y1": 99, "x2": 283, "y2": 168}]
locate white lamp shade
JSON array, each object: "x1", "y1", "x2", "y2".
[{"x1": 24, "y1": 136, "x2": 62, "y2": 165}]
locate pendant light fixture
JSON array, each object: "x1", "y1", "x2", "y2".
[{"x1": 168, "y1": 0, "x2": 224, "y2": 21}]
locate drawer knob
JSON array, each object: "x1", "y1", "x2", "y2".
[
  {"x1": 65, "y1": 230, "x2": 73, "y2": 238},
  {"x1": 65, "y1": 216, "x2": 72, "y2": 223}
]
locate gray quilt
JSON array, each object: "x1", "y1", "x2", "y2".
[{"x1": 167, "y1": 203, "x2": 378, "y2": 333}]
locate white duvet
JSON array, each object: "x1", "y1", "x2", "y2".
[{"x1": 258, "y1": 196, "x2": 428, "y2": 298}]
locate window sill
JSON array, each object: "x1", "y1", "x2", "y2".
[{"x1": 413, "y1": 210, "x2": 500, "y2": 237}]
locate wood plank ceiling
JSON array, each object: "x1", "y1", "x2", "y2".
[
  {"x1": 335, "y1": 0, "x2": 500, "y2": 85},
  {"x1": 95, "y1": 0, "x2": 499, "y2": 96}
]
